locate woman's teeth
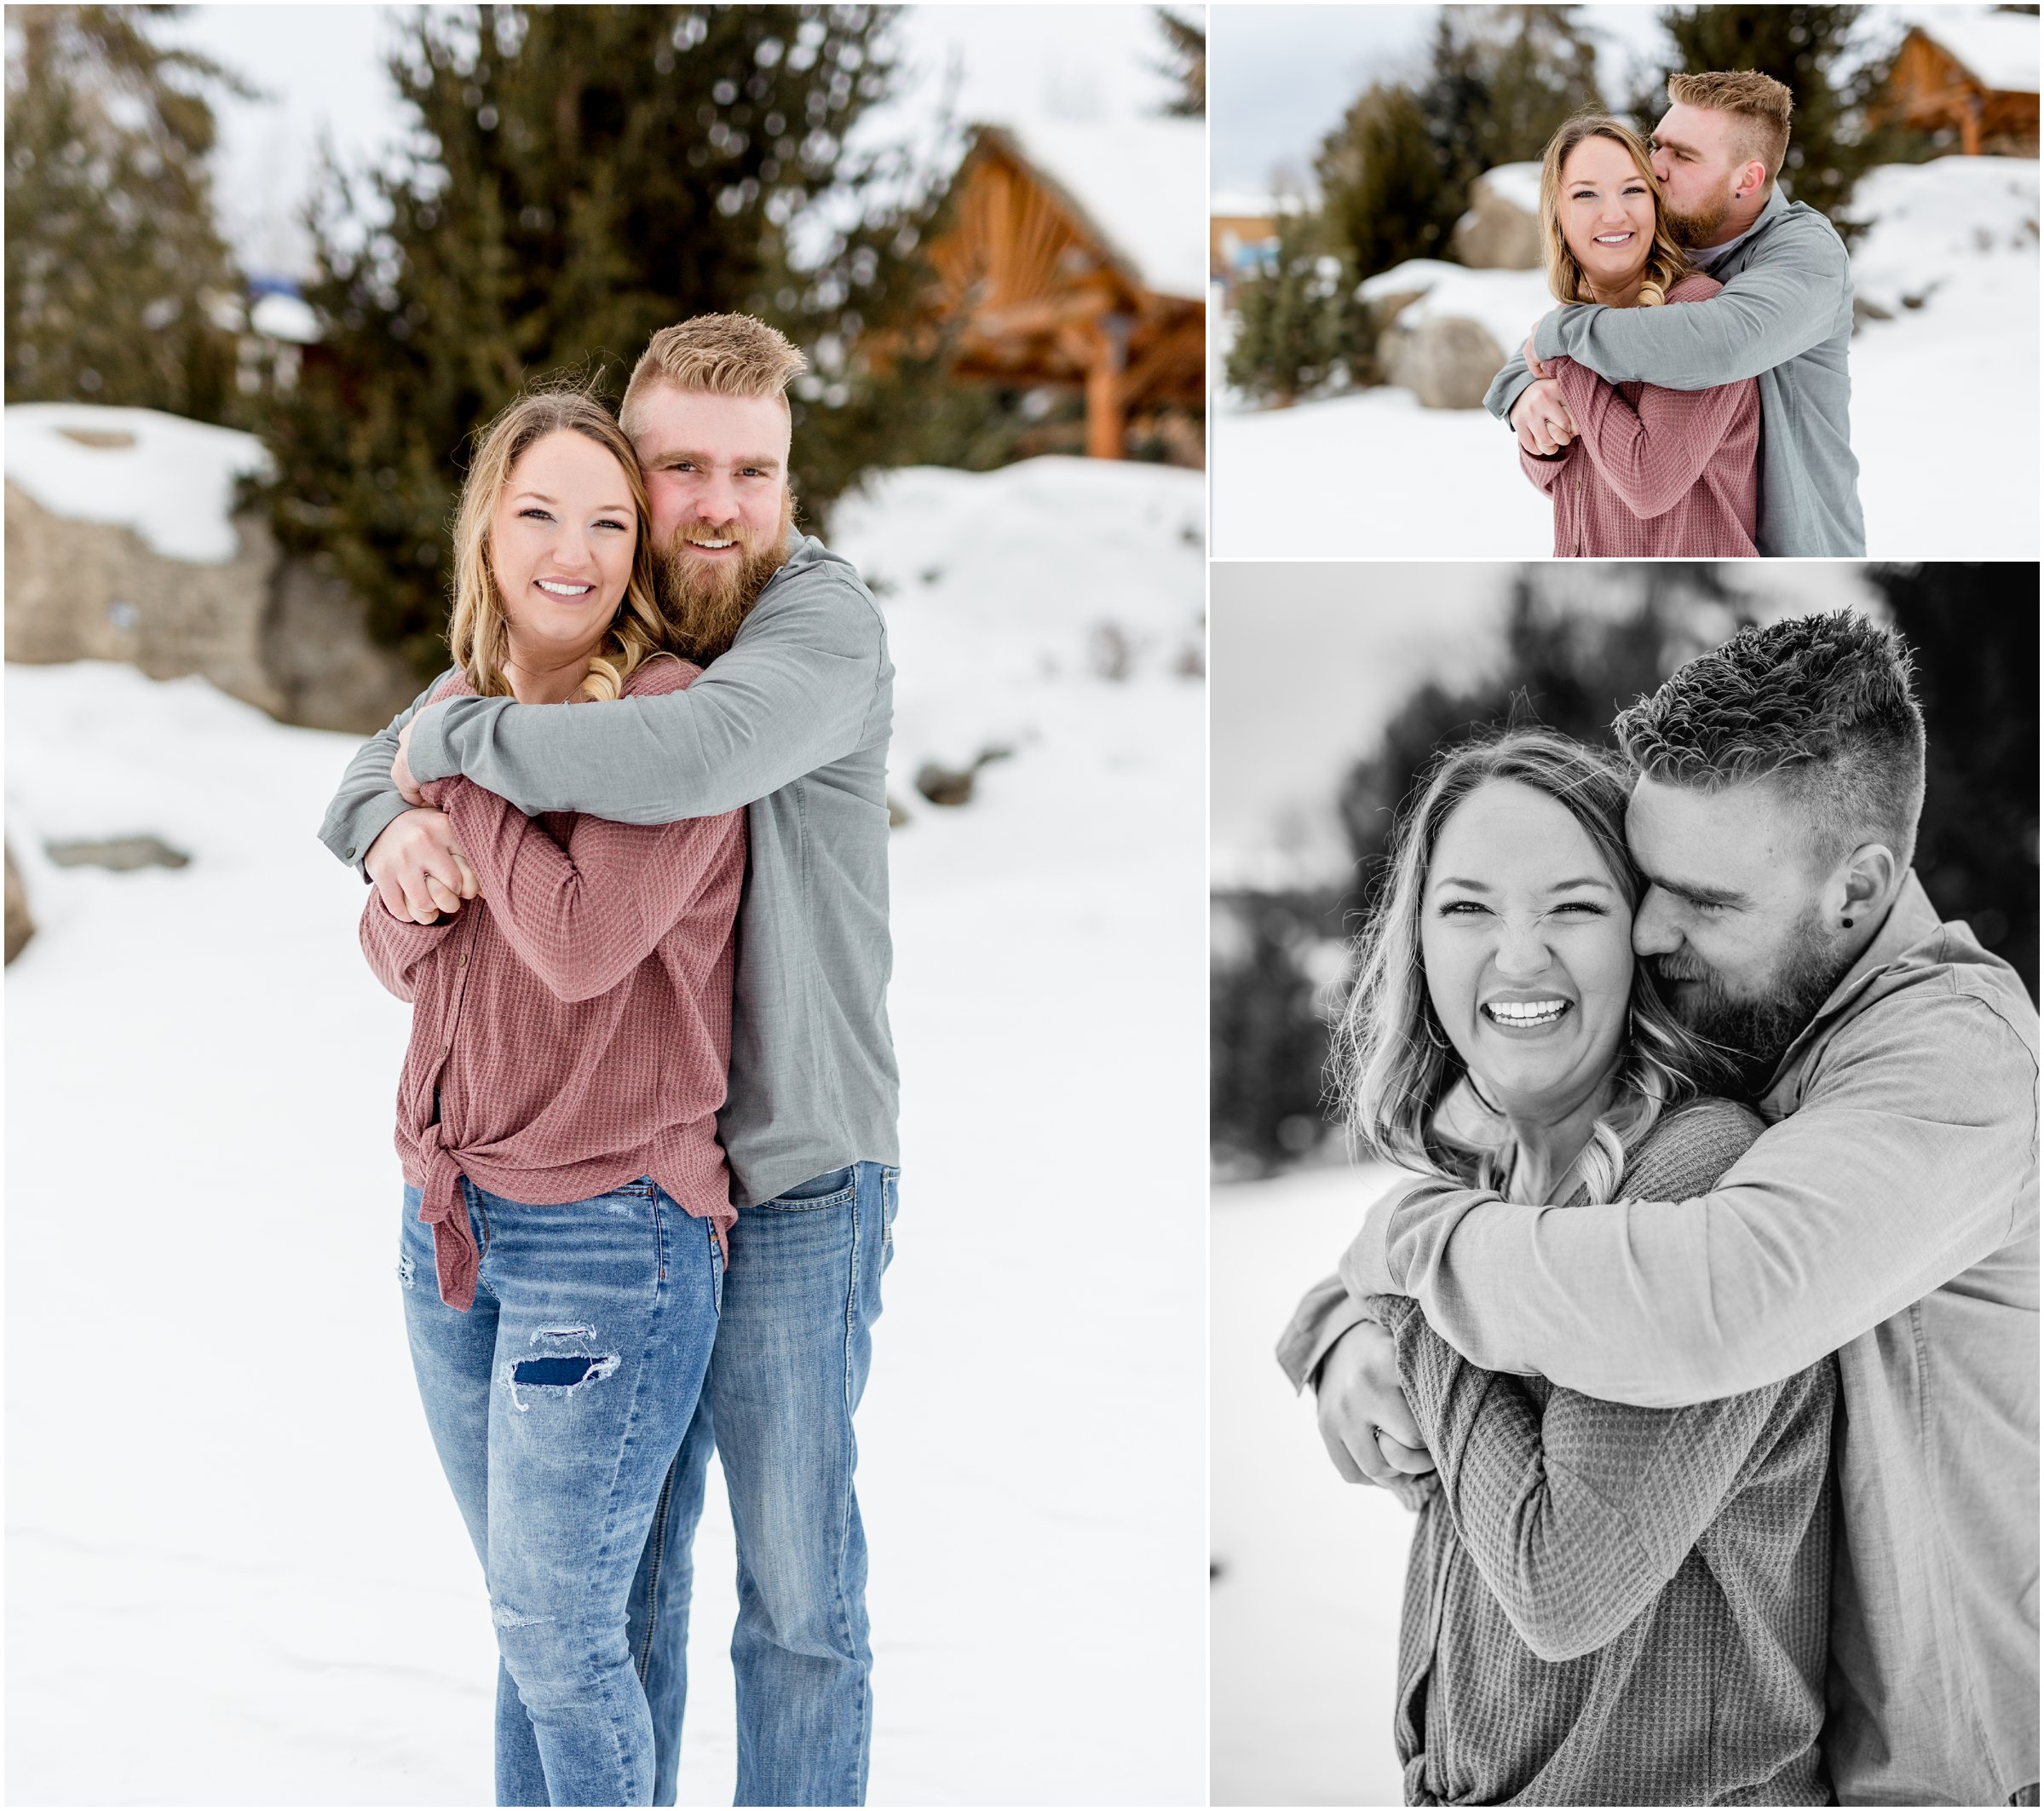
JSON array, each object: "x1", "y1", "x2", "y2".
[
  {"x1": 1594, "y1": 232, "x2": 1633, "y2": 244},
  {"x1": 1485, "y1": 1000, "x2": 1570, "y2": 1027},
  {"x1": 538, "y1": 580, "x2": 591, "y2": 596}
]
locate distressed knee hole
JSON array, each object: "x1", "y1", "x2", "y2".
[
  {"x1": 503, "y1": 1326, "x2": 619, "y2": 1410},
  {"x1": 397, "y1": 1251, "x2": 416, "y2": 1287},
  {"x1": 492, "y1": 1601, "x2": 554, "y2": 1630},
  {"x1": 510, "y1": 1355, "x2": 613, "y2": 1387}
]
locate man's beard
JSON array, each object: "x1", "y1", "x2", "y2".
[
  {"x1": 1652, "y1": 903, "x2": 1852, "y2": 1095},
  {"x1": 1663, "y1": 187, "x2": 1731, "y2": 249},
  {"x1": 656, "y1": 487, "x2": 796, "y2": 663}
]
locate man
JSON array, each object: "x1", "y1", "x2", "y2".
[
  {"x1": 1281, "y1": 614, "x2": 2038, "y2": 1805},
  {"x1": 1488, "y1": 72, "x2": 1866, "y2": 557},
  {"x1": 321, "y1": 314, "x2": 897, "y2": 1808}
]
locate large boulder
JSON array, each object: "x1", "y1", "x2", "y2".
[
  {"x1": 4, "y1": 407, "x2": 419, "y2": 733},
  {"x1": 1453, "y1": 162, "x2": 1545, "y2": 270},
  {"x1": 1379, "y1": 315, "x2": 1510, "y2": 410},
  {"x1": 4, "y1": 480, "x2": 419, "y2": 734}
]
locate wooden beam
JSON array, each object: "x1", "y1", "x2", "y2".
[{"x1": 1085, "y1": 315, "x2": 1130, "y2": 460}]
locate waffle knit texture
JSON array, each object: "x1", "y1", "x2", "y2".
[
  {"x1": 1375, "y1": 1097, "x2": 1836, "y2": 1807},
  {"x1": 1517, "y1": 274, "x2": 1760, "y2": 557},
  {"x1": 359, "y1": 654, "x2": 745, "y2": 1311}
]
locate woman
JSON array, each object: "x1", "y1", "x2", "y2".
[
  {"x1": 359, "y1": 385, "x2": 745, "y2": 1806},
  {"x1": 1329, "y1": 730, "x2": 1834, "y2": 1806},
  {"x1": 1517, "y1": 115, "x2": 1761, "y2": 557}
]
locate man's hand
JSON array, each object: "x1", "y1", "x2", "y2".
[
  {"x1": 365, "y1": 807, "x2": 479, "y2": 925},
  {"x1": 1511, "y1": 378, "x2": 1577, "y2": 457},
  {"x1": 1314, "y1": 1318, "x2": 1436, "y2": 1488},
  {"x1": 393, "y1": 718, "x2": 424, "y2": 806}
]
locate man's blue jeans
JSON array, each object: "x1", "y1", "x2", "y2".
[
  {"x1": 400, "y1": 1175, "x2": 722, "y2": 1807},
  {"x1": 484, "y1": 1162, "x2": 897, "y2": 1807}
]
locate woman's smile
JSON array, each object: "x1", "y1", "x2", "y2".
[{"x1": 1481, "y1": 993, "x2": 1575, "y2": 1035}]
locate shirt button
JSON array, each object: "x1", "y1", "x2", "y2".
[{"x1": 344, "y1": 847, "x2": 356, "y2": 860}]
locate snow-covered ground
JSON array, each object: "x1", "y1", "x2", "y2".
[
  {"x1": 1214, "y1": 157, "x2": 2041, "y2": 559},
  {"x1": 4, "y1": 454, "x2": 1207, "y2": 1804},
  {"x1": 1212, "y1": 1162, "x2": 1419, "y2": 1808}
]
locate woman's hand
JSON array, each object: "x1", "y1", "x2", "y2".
[
  {"x1": 1511, "y1": 378, "x2": 1578, "y2": 457},
  {"x1": 365, "y1": 807, "x2": 480, "y2": 923},
  {"x1": 1315, "y1": 1318, "x2": 1436, "y2": 1488}
]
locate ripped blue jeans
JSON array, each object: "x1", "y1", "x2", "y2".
[{"x1": 400, "y1": 1175, "x2": 721, "y2": 1807}]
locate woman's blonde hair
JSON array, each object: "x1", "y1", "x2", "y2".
[
  {"x1": 1539, "y1": 112, "x2": 1693, "y2": 309},
  {"x1": 446, "y1": 384, "x2": 667, "y2": 703},
  {"x1": 1329, "y1": 728, "x2": 1731, "y2": 1204}
]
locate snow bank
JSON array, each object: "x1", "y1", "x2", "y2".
[
  {"x1": 1212, "y1": 1162, "x2": 1419, "y2": 1808},
  {"x1": 4, "y1": 403, "x2": 271, "y2": 563},
  {"x1": 991, "y1": 118, "x2": 1210, "y2": 299},
  {"x1": 1849, "y1": 154, "x2": 2040, "y2": 312},
  {"x1": 5, "y1": 457, "x2": 1206, "y2": 1804},
  {"x1": 1359, "y1": 258, "x2": 1555, "y2": 359},
  {"x1": 830, "y1": 456, "x2": 1206, "y2": 793}
]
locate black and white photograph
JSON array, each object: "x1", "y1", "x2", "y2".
[{"x1": 1212, "y1": 564, "x2": 2039, "y2": 1807}]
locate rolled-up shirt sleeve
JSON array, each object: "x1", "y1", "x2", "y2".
[{"x1": 1344, "y1": 989, "x2": 2037, "y2": 1407}]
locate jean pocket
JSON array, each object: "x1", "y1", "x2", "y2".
[
  {"x1": 756, "y1": 1165, "x2": 857, "y2": 1212},
  {"x1": 882, "y1": 1167, "x2": 899, "y2": 1257},
  {"x1": 709, "y1": 1220, "x2": 725, "y2": 1313}
]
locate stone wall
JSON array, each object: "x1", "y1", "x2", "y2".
[{"x1": 4, "y1": 481, "x2": 418, "y2": 733}]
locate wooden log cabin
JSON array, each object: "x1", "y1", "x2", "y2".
[
  {"x1": 925, "y1": 120, "x2": 1206, "y2": 460},
  {"x1": 1882, "y1": 13, "x2": 2040, "y2": 158}
]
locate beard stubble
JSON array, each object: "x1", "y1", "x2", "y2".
[
  {"x1": 1654, "y1": 902, "x2": 1851, "y2": 1096},
  {"x1": 656, "y1": 486, "x2": 797, "y2": 663},
  {"x1": 1663, "y1": 187, "x2": 1732, "y2": 250}
]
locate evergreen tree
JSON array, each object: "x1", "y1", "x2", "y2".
[
  {"x1": 257, "y1": 4, "x2": 941, "y2": 676},
  {"x1": 1317, "y1": 82, "x2": 1456, "y2": 281},
  {"x1": 1637, "y1": 6, "x2": 1903, "y2": 235},
  {"x1": 1863, "y1": 566, "x2": 2038, "y2": 1001},
  {"x1": 1318, "y1": 9, "x2": 1601, "y2": 285},
  {"x1": 4, "y1": 5, "x2": 248, "y2": 422},
  {"x1": 1224, "y1": 213, "x2": 1347, "y2": 406},
  {"x1": 1420, "y1": 6, "x2": 1603, "y2": 187},
  {"x1": 1154, "y1": 8, "x2": 1204, "y2": 118},
  {"x1": 1211, "y1": 888, "x2": 1339, "y2": 1175}
]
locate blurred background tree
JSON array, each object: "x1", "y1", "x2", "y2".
[
  {"x1": 1212, "y1": 577, "x2": 2038, "y2": 1175},
  {"x1": 1316, "y1": 83, "x2": 1455, "y2": 279},
  {"x1": 1868, "y1": 564, "x2": 2039, "y2": 995},
  {"x1": 1319, "y1": 7, "x2": 1601, "y2": 285},
  {"x1": 5, "y1": 4, "x2": 250, "y2": 424},
  {"x1": 256, "y1": 3, "x2": 950, "y2": 677},
  {"x1": 1154, "y1": 6, "x2": 1204, "y2": 117},
  {"x1": 1224, "y1": 215, "x2": 1353, "y2": 406}
]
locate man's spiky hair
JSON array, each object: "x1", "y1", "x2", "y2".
[{"x1": 1613, "y1": 611, "x2": 1926, "y2": 871}]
